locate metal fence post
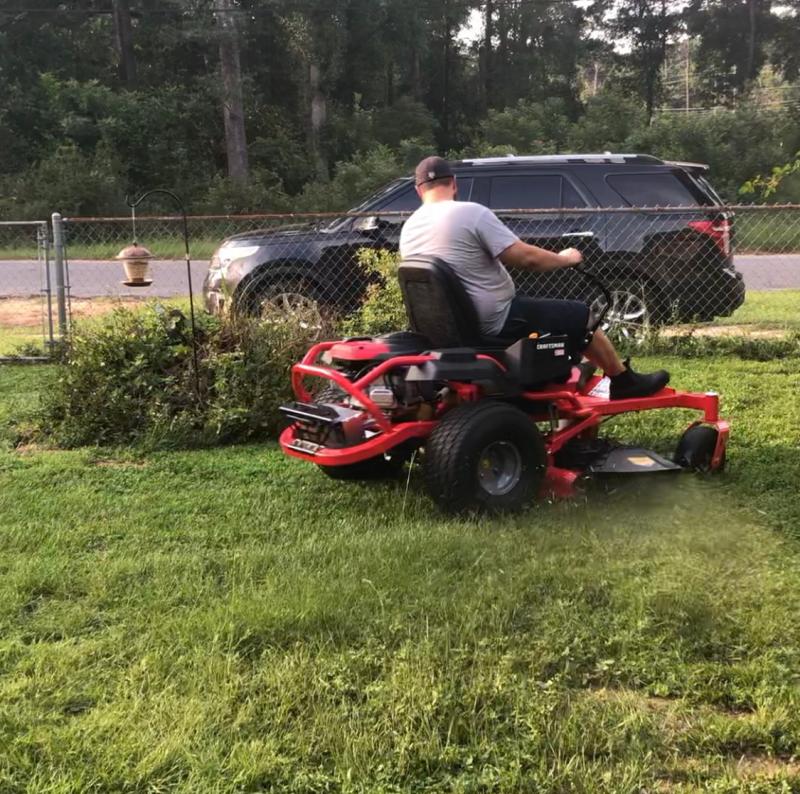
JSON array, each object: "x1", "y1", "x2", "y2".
[
  {"x1": 51, "y1": 212, "x2": 68, "y2": 337},
  {"x1": 38, "y1": 221, "x2": 55, "y2": 350}
]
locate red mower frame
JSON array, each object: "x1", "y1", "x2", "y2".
[{"x1": 280, "y1": 340, "x2": 729, "y2": 499}]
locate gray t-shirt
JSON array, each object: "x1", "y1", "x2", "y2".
[{"x1": 399, "y1": 200, "x2": 520, "y2": 335}]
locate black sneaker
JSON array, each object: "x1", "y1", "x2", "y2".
[{"x1": 609, "y1": 359, "x2": 670, "y2": 400}]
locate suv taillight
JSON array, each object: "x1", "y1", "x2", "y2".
[{"x1": 688, "y1": 219, "x2": 731, "y2": 257}]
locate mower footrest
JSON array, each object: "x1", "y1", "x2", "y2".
[{"x1": 285, "y1": 438, "x2": 322, "y2": 456}]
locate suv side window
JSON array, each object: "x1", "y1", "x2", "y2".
[
  {"x1": 379, "y1": 186, "x2": 421, "y2": 212},
  {"x1": 606, "y1": 171, "x2": 701, "y2": 206},
  {"x1": 377, "y1": 178, "x2": 474, "y2": 215},
  {"x1": 487, "y1": 175, "x2": 586, "y2": 210}
]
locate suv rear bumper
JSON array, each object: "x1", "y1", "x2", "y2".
[{"x1": 698, "y1": 268, "x2": 745, "y2": 320}]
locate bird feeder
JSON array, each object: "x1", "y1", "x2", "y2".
[{"x1": 116, "y1": 242, "x2": 154, "y2": 287}]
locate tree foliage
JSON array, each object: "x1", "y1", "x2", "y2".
[{"x1": 0, "y1": 0, "x2": 798, "y2": 217}]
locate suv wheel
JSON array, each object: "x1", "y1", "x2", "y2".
[
  {"x1": 240, "y1": 277, "x2": 327, "y2": 335},
  {"x1": 590, "y1": 277, "x2": 660, "y2": 345},
  {"x1": 260, "y1": 290, "x2": 324, "y2": 332}
]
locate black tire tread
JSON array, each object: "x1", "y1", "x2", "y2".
[{"x1": 424, "y1": 400, "x2": 546, "y2": 514}]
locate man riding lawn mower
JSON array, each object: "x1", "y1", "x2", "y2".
[{"x1": 279, "y1": 157, "x2": 729, "y2": 514}]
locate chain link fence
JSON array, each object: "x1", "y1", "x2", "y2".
[
  {"x1": 0, "y1": 206, "x2": 798, "y2": 356},
  {"x1": 0, "y1": 221, "x2": 56, "y2": 358}
]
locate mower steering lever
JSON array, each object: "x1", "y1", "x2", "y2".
[{"x1": 573, "y1": 265, "x2": 613, "y2": 335}]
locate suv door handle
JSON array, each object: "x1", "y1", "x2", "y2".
[{"x1": 561, "y1": 231, "x2": 595, "y2": 239}]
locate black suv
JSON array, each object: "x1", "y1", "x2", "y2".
[{"x1": 203, "y1": 154, "x2": 745, "y2": 336}]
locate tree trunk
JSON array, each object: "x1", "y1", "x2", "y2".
[
  {"x1": 309, "y1": 61, "x2": 329, "y2": 182},
  {"x1": 386, "y1": 59, "x2": 395, "y2": 105},
  {"x1": 218, "y1": 0, "x2": 249, "y2": 183},
  {"x1": 481, "y1": 0, "x2": 494, "y2": 109},
  {"x1": 442, "y1": 0, "x2": 451, "y2": 151},
  {"x1": 411, "y1": 46, "x2": 422, "y2": 99},
  {"x1": 496, "y1": 2, "x2": 509, "y2": 104},
  {"x1": 112, "y1": 0, "x2": 137, "y2": 87},
  {"x1": 745, "y1": 0, "x2": 757, "y2": 82},
  {"x1": 645, "y1": 67, "x2": 657, "y2": 122}
]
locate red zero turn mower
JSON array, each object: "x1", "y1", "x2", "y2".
[{"x1": 279, "y1": 257, "x2": 729, "y2": 514}]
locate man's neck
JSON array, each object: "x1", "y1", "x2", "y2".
[{"x1": 421, "y1": 192, "x2": 454, "y2": 205}]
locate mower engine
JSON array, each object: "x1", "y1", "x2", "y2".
[
  {"x1": 280, "y1": 332, "x2": 437, "y2": 455},
  {"x1": 318, "y1": 332, "x2": 436, "y2": 415}
]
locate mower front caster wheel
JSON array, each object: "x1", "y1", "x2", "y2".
[
  {"x1": 675, "y1": 424, "x2": 725, "y2": 472},
  {"x1": 424, "y1": 401, "x2": 546, "y2": 514}
]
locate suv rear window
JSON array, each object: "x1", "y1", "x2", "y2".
[
  {"x1": 488, "y1": 175, "x2": 585, "y2": 209},
  {"x1": 606, "y1": 171, "x2": 704, "y2": 207}
]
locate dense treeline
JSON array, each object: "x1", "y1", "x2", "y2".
[{"x1": 1, "y1": 0, "x2": 799, "y2": 218}]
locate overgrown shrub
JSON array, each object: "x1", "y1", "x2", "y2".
[
  {"x1": 39, "y1": 303, "x2": 328, "y2": 448},
  {"x1": 341, "y1": 248, "x2": 407, "y2": 337}
]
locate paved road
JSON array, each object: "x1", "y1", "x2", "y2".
[
  {"x1": 0, "y1": 254, "x2": 798, "y2": 298},
  {"x1": 0, "y1": 259, "x2": 210, "y2": 299}
]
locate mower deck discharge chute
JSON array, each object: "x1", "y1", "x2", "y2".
[{"x1": 279, "y1": 257, "x2": 728, "y2": 514}]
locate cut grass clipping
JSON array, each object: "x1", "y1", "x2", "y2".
[{"x1": 1, "y1": 347, "x2": 800, "y2": 790}]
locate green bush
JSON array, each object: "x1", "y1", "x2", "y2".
[
  {"x1": 476, "y1": 97, "x2": 572, "y2": 154},
  {"x1": 294, "y1": 145, "x2": 406, "y2": 212},
  {"x1": 625, "y1": 104, "x2": 796, "y2": 200},
  {"x1": 39, "y1": 304, "x2": 328, "y2": 448},
  {"x1": 341, "y1": 248, "x2": 407, "y2": 337},
  {"x1": 200, "y1": 168, "x2": 291, "y2": 214},
  {"x1": 0, "y1": 143, "x2": 126, "y2": 219}
]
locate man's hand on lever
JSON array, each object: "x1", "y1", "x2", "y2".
[{"x1": 557, "y1": 247, "x2": 583, "y2": 266}]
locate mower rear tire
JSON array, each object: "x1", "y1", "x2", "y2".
[
  {"x1": 424, "y1": 401, "x2": 546, "y2": 514},
  {"x1": 675, "y1": 424, "x2": 723, "y2": 472},
  {"x1": 318, "y1": 452, "x2": 405, "y2": 481}
]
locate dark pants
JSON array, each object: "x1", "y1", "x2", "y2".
[{"x1": 501, "y1": 296, "x2": 591, "y2": 353}]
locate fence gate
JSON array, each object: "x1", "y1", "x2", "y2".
[{"x1": 0, "y1": 220, "x2": 59, "y2": 358}]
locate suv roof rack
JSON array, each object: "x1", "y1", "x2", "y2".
[
  {"x1": 455, "y1": 153, "x2": 663, "y2": 166},
  {"x1": 665, "y1": 159, "x2": 710, "y2": 172}
]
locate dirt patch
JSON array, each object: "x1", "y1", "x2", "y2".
[
  {"x1": 733, "y1": 754, "x2": 800, "y2": 780},
  {"x1": 663, "y1": 323, "x2": 791, "y2": 339},
  {"x1": 15, "y1": 443, "x2": 50, "y2": 455},
  {"x1": 0, "y1": 297, "x2": 149, "y2": 328},
  {"x1": 588, "y1": 686, "x2": 676, "y2": 712},
  {"x1": 654, "y1": 755, "x2": 800, "y2": 790},
  {"x1": 92, "y1": 459, "x2": 148, "y2": 469}
]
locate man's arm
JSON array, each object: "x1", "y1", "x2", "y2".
[
  {"x1": 472, "y1": 206, "x2": 582, "y2": 272},
  {"x1": 498, "y1": 240, "x2": 583, "y2": 272}
]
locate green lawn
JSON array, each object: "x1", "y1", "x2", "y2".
[
  {"x1": 0, "y1": 325, "x2": 47, "y2": 357},
  {"x1": 1, "y1": 353, "x2": 800, "y2": 791},
  {"x1": 715, "y1": 289, "x2": 800, "y2": 331},
  {"x1": 0, "y1": 238, "x2": 221, "y2": 261},
  {"x1": 735, "y1": 212, "x2": 800, "y2": 254}
]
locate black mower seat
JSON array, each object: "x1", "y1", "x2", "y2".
[{"x1": 397, "y1": 257, "x2": 518, "y2": 350}]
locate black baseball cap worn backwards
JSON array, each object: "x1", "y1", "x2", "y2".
[{"x1": 415, "y1": 156, "x2": 455, "y2": 186}]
